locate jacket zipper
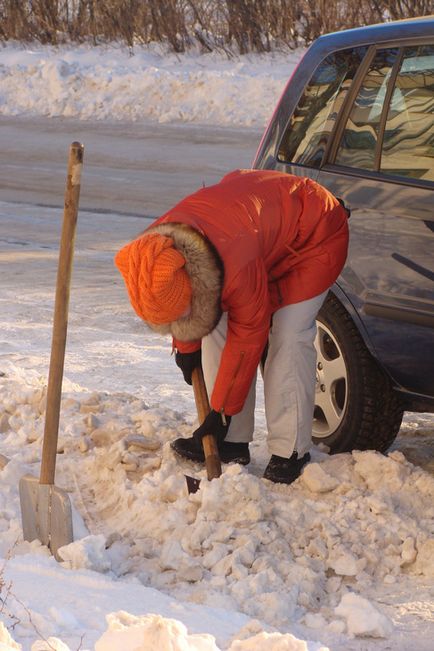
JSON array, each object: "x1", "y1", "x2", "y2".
[{"x1": 220, "y1": 351, "x2": 245, "y2": 423}]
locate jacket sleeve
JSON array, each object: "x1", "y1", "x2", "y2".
[
  {"x1": 210, "y1": 259, "x2": 270, "y2": 415},
  {"x1": 172, "y1": 338, "x2": 201, "y2": 353}
]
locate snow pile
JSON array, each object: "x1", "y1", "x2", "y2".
[
  {"x1": 1, "y1": 609, "x2": 330, "y2": 651},
  {"x1": 0, "y1": 44, "x2": 300, "y2": 126},
  {"x1": 95, "y1": 613, "x2": 220, "y2": 651},
  {"x1": 94, "y1": 613, "x2": 329, "y2": 651},
  {"x1": 1, "y1": 366, "x2": 434, "y2": 650}
]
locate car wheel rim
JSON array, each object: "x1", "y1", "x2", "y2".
[{"x1": 313, "y1": 321, "x2": 348, "y2": 439}]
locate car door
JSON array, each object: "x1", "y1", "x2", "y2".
[{"x1": 317, "y1": 42, "x2": 434, "y2": 397}]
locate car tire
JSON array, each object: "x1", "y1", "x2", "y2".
[{"x1": 313, "y1": 293, "x2": 404, "y2": 453}]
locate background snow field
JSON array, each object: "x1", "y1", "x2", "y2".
[
  {"x1": 0, "y1": 43, "x2": 433, "y2": 651},
  {"x1": 0, "y1": 44, "x2": 300, "y2": 127}
]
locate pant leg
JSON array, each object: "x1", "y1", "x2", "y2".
[
  {"x1": 201, "y1": 313, "x2": 256, "y2": 443},
  {"x1": 263, "y1": 291, "x2": 328, "y2": 458}
]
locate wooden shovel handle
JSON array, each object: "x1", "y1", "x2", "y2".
[
  {"x1": 40, "y1": 142, "x2": 84, "y2": 485},
  {"x1": 191, "y1": 367, "x2": 222, "y2": 481}
]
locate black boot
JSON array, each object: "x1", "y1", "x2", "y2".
[
  {"x1": 170, "y1": 436, "x2": 250, "y2": 465},
  {"x1": 263, "y1": 452, "x2": 311, "y2": 484}
]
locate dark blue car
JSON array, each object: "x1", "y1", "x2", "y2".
[{"x1": 254, "y1": 16, "x2": 434, "y2": 453}]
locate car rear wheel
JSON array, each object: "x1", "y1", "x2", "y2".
[{"x1": 312, "y1": 293, "x2": 403, "y2": 453}]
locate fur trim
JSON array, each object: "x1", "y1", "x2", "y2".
[{"x1": 144, "y1": 223, "x2": 223, "y2": 341}]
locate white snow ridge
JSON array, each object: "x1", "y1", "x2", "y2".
[{"x1": 0, "y1": 43, "x2": 299, "y2": 127}]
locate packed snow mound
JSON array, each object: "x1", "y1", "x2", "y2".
[
  {"x1": 0, "y1": 43, "x2": 300, "y2": 126},
  {"x1": 95, "y1": 612, "x2": 220, "y2": 651},
  {"x1": 1, "y1": 366, "x2": 434, "y2": 647}
]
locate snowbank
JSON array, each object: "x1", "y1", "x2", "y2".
[
  {"x1": 1, "y1": 363, "x2": 434, "y2": 649},
  {"x1": 0, "y1": 43, "x2": 301, "y2": 127}
]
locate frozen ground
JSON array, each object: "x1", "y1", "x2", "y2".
[{"x1": 0, "y1": 41, "x2": 433, "y2": 651}]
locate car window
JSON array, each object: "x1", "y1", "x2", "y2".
[
  {"x1": 381, "y1": 44, "x2": 434, "y2": 182},
  {"x1": 334, "y1": 48, "x2": 399, "y2": 170},
  {"x1": 277, "y1": 46, "x2": 368, "y2": 167}
]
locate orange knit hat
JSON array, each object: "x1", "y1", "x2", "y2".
[{"x1": 115, "y1": 233, "x2": 192, "y2": 325}]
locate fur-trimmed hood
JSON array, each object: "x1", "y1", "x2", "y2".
[{"x1": 143, "y1": 222, "x2": 223, "y2": 341}]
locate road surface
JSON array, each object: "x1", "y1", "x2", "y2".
[{"x1": 0, "y1": 115, "x2": 263, "y2": 217}]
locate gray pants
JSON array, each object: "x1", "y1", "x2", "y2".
[{"x1": 202, "y1": 291, "x2": 327, "y2": 458}]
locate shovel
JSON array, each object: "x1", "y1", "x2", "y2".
[
  {"x1": 185, "y1": 367, "x2": 222, "y2": 494},
  {"x1": 19, "y1": 142, "x2": 84, "y2": 560}
]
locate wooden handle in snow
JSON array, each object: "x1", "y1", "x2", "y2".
[
  {"x1": 40, "y1": 142, "x2": 84, "y2": 485},
  {"x1": 191, "y1": 367, "x2": 222, "y2": 481}
]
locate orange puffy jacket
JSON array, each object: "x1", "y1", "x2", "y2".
[{"x1": 153, "y1": 169, "x2": 349, "y2": 415}]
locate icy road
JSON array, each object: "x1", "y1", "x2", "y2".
[{"x1": 0, "y1": 115, "x2": 263, "y2": 216}]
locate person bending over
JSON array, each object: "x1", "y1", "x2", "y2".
[{"x1": 115, "y1": 169, "x2": 349, "y2": 484}]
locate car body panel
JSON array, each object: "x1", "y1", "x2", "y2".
[{"x1": 317, "y1": 167, "x2": 434, "y2": 397}]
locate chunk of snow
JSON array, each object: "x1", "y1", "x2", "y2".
[
  {"x1": 95, "y1": 612, "x2": 219, "y2": 651},
  {"x1": 400, "y1": 537, "x2": 417, "y2": 565},
  {"x1": 353, "y1": 450, "x2": 410, "y2": 492},
  {"x1": 58, "y1": 534, "x2": 111, "y2": 572},
  {"x1": 328, "y1": 549, "x2": 360, "y2": 577},
  {"x1": 414, "y1": 539, "x2": 434, "y2": 577},
  {"x1": 301, "y1": 463, "x2": 339, "y2": 493},
  {"x1": 335, "y1": 593, "x2": 393, "y2": 638}
]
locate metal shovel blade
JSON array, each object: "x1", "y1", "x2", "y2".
[
  {"x1": 184, "y1": 437, "x2": 221, "y2": 494},
  {"x1": 19, "y1": 475, "x2": 73, "y2": 560},
  {"x1": 185, "y1": 474, "x2": 201, "y2": 494}
]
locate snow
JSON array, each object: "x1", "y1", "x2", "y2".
[
  {"x1": 0, "y1": 43, "x2": 300, "y2": 127},
  {"x1": 301, "y1": 463, "x2": 339, "y2": 494},
  {"x1": 334, "y1": 594, "x2": 393, "y2": 638},
  {"x1": 58, "y1": 535, "x2": 112, "y2": 572},
  {"x1": 95, "y1": 613, "x2": 220, "y2": 651},
  {"x1": 0, "y1": 41, "x2": 434, "y2": 651}
]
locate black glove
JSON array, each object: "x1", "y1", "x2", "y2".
[
  {"x1": 175, "y1": 349, "x2": 202, "y2": 385},
  {"x1": 193, "y1": 409, "x2": 232, "y2": 445}
]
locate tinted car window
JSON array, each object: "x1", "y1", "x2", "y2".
[
  {"x1": 381, "y1": 44, "x2": 434, "y2": 182},
  {"x1": 277, "y1": 46, "x2": 368, "y2": 167},
  {"x1": 334, "y1": 48, "x2": 399, "y2": 170}
]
